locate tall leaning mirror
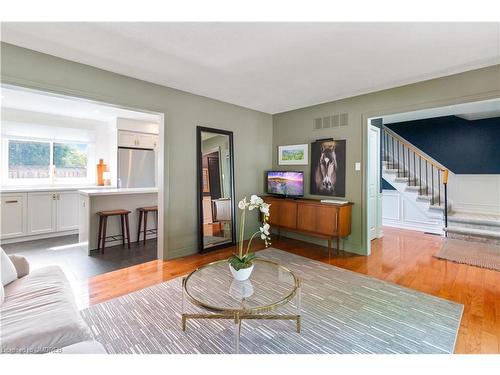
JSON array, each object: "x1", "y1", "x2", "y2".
[{"x1": 196, "y1": 126, "x2": 236, "y2": 252}]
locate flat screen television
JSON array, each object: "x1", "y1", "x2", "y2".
[{"x1": 266, "y1": 171, "x2": 304, "y2": 198}]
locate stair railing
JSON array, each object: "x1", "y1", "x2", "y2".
[{"x1": 382, "y1": 127, "x2": 449, "y2": 234}]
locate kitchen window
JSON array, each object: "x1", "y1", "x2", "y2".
[{"x1": 4, "y1": 137, "x2": 94, "y2": 185}]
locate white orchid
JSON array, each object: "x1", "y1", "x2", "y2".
[
  {"x1": 259, "y1": 223, "x2": 270, "y2": 239},
  {"x1": 232, "y1": 195, "x2": 272, "y2": 265},
  {"x1": 260, "y1": 203, "x2": 270, "y2": 215},
  {"x1": 238, "y1": 197, "x2": 248, "y2": 210}
]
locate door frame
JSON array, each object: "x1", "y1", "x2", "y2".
[{"x1": 367, "y1": 123, "x2": 383, "y2": 241}]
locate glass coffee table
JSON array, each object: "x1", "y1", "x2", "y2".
[{"x1": 181, "y1": 258, "x2": 301, "y2": 353}]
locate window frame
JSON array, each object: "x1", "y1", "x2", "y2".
[{"x1": 2, "y1": 135, "x2": 96, "y2": 187}]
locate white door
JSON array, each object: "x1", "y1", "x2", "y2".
[
  {"x1": 56, "y1": 192, "x2": 79, "y2": 231},
  {"x1": 368, "y1": 125, "x2": 381, "y2": 240},
  {"x1": 0, "y1": 193, "x2": 27, "y2": 239},
  {"x1": 28, "y1": 192, "x2": 56, "y2": 234}
]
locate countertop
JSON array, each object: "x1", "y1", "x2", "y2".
[
  {"x1": 78, "y1": 187, "x2": 158, "y2": 196},
  {"x1": 1, "y1": 185, "x2": 115, "y2": 193}
]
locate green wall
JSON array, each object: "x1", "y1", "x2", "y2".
[
  {"x1": 2, "y1": 41, "x2": 499, "y2": 258},
  {"x1": 272, "y1": 64, "x2": 500, "y2": 255},
  {"x1": 0, "y1": 42, "x2": 273, "y2": 260}
]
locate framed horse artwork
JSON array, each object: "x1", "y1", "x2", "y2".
[{"x1": 310, "y1": 139, "x2": 346, "y2": 197}]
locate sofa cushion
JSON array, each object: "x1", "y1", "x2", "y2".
[
  {"x1": 0, "y1": 266, "x2": 92, "y2": 354},
  {"x1": 1, "y1": 247, "x2": 18, "y2": 286}
]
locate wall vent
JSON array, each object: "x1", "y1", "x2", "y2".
[
  {"x1": 332, "y1": 114, "x2": 340, "y2": 127},
  {"x1": 313, "y1": 118, "x2": 322, "y2": 130},
  {"x1": 322, "y1": 116, "x2": 331, "y2": 129},
  {"x1": 340, "y1": 113, "x2": 349, "y2": 127}
]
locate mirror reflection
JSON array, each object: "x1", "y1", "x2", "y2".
[{"x1": 198, "y1": 128, "x2": 235, "y2": 251}]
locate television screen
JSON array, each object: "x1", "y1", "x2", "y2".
[{"x1": 266, "y1": 171, "x2": 304, "y2": 197}]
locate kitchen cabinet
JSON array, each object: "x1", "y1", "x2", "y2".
[
  {"x1": 118, "y1": 130, "x2": 158, "y2": 149},
  {"x1": 0, "y1": 193, "x2": 27, "y2": 239},
  {"x1": 56, "y1": 191, "x2": 79, "y2": 231},
  {"x1": 28, "y1": 192, "x2": 57, "y2": 234},
  {"x1": 0, "y1": 190, "x2": 80, "y2": 241}
]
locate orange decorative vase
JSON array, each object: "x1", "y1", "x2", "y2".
[{"x1": 96, "y1": 159, "x2": 107, "y2": 186}]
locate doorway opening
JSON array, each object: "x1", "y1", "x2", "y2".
[{"x1": 0, "y1": 84, "x2": 166, "y2": 292}]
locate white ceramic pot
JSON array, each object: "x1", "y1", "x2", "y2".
[{"x1": 229, "y1": 263, "x2": 254, "y2": 281}]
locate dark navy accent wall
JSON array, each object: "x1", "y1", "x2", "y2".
[
  {"x1": 386, "y1": 116, "x2": 500, "y2": 174},
  {"x1": 382, "y1": 178, "x2": 396, "y2": 190}
]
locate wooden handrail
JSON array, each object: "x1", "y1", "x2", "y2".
[{"x1": 384, "y1": 127, "x2": 449, "y2": 182}]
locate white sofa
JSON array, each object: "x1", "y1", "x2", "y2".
[{"x1": 0, "y1": 252, "x2": 106, "y2": 354}]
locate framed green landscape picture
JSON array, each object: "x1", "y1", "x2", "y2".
[{"x1": 278, "y1": 144, "x2": 308, "y2": 165}]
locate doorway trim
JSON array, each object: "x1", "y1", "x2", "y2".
[{"x1": 367, "y1": 122, "x2": 383, "y2": 241}]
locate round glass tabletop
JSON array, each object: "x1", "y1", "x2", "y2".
[{"x1": 183, "y1": 258, "x2": 299, "y2": 314}]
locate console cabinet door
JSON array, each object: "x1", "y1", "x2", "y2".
[
  {"x1": 278, "y1": 201, "x2": 297, "y2": 229},
  {"x1": 0, "y1": 193, "x2": 27, "y2": 239},
  {"x1": 56, "y1": 192, "x2": 79, "y2": 231},
  {"x1": 296, "y1": 204, "x2": 316, "y2": 232},
  {"x1": 315, "y1": 206, "x2": 338, "y2": 236},
  {"x1": 266, "y1": 200, "x2": 281, "y2": 226},
  {"x1": 28, "y1": 192, "x2": 56, "y2": 234}
]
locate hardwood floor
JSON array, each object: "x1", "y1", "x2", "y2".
[{"x1": 80, "y1": 226, "x2": 500, "y2": 354}]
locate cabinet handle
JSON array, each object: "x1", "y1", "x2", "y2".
[
  {"x1": 52, "y1": 194, "x2": 56, "y2": 200},
  {"x1": 5, "y1": 200, "x2": 18, "y2": 204}
]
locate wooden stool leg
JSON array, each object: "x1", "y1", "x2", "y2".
[
  {"x1": 124, "y1": 214, "x2": 131, "y2": 248},
  {"x1": 97, "y1": 215, "x2": 103, "y2": 253},
  {"x1": 120, "y1": 214, "x2": 126, "y2": 246},
  {"x1": 137, "y1": 210, "x2": 143, "y2": 243},
  {"x1": 143, "y1": 211, "x2": 148, "y2": 245},
  {"x1": 101, "y1": 216, "x2": 108, "y2": 254}
]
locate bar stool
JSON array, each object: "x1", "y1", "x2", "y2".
[
  {"x1": 137, "y1": 205, "x2": 158, "y2": 245},
  {"x1": 97, "y1": 209, "x2": 131, "y2": 253}
]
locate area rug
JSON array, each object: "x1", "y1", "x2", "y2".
[
  {"x1": 81, "y1": 249, "x2": 463, "y2": 354},
  {"x1": 434, "y1": 239, "x2": 500, "y2": 271}
]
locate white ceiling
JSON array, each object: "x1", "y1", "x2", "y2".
[
  {"x1": 1, "y1": 22, "x2": 499, "y2": 114},
  {"x1": 383, "y1": 98, "x2": 500, "y2": 123},
  {"x1": 1, "y1": 86, "x2": 161, "y2": 123}
]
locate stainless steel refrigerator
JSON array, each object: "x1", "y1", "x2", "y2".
[{"x1": 118, "y1": 147, "x2": 156, "y2": 188}]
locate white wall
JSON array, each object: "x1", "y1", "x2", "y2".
[
  {"x1": 448, "y1": 173, "x2": 500, "y2": 215},
  {"x1": 382, "y1": 189, "x2": 443, "y2": 234}
]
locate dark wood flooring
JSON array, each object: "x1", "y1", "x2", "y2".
[{"x1": 2, "y1": 235, "x2": 157, "y2": 282}]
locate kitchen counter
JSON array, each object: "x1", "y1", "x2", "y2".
[
  {"x1": 78, "y1": 187, "x2": 158, "y2": 196},
  {"x1": 1, "y1": 185, "x2": 113, "y2": 193},
  {"x1": 78, "y1": 187, "x2": 158, "y2": 253}
]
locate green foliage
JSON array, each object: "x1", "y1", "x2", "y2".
[
  {"x1": 228, "y1": 252, "x2": 256, "y2": 271},
  {"x1": 54, "y1": 143, "x2": 87, "y2": 168},
  {"x1": 8, "y1": 140, "x2": 50, "y2": 166},
  {"x1": 282, "y1": 149, "x2": 304, "y2": 161}
]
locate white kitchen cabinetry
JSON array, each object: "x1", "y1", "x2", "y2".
[
  {"x1": 28, "y1": 192, "x2": 57, "y2": 234},
  {"x1": 0, "y1": 193, "x2": 27, "y2": 239},
  {"x1": 56, "y1": 191, "x2": 79, "y2": 231},
  {"x1": 118, "y1": 130, "x2": 158, "y2": 149},
  {"x1": 0, "y1": 190, "x2": 80, "y2": 242}
]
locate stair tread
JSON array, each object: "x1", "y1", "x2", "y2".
[
  {"x1": 448, "y1": 212, "x2": 500, "y2": 226},
  {"x1": 445, "y1": 226, "x2": 500, "y2": 238}
]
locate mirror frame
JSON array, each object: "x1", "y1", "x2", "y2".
[{"x1": 196, "y1": 126, "x2": 236, "y2": 253}]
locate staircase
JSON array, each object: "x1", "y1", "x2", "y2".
[
  {"x1": 446, "y1": 212, "x2": 500, "y2": 245},
  {"x1": 382, "y1": 128, "x2": 449, "y2": 235}
]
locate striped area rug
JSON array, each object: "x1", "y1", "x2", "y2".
[{"x1": 81, "y1": 249, "x2": 463, "y2": 354}]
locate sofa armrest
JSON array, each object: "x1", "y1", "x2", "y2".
[{"x1": 8, "y1": 255, "x2": 30, "y2": 278}]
